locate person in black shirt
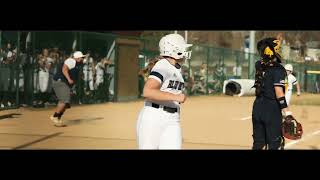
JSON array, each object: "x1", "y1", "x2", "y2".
[
  {"x1": 50, "y1": 51, "x2": 85, "y2": 127},
  {"x1": 252, "y1": 37, "x2": 295, "y2": 150}
]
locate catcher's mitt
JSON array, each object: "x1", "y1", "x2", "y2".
[{"x1": 282, "y1": 115, "x2": 303, "y2": 140}]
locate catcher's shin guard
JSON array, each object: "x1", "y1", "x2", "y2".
[
  {"x1": 252, "y1": 141, "x2": 266, "y2": 150},
  {"x1": 268, "y1": 136, "x2": 283, "y2": 150}
]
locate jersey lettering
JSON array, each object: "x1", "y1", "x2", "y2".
[
  {"x1": 167, "y1": 80, "x2": 184, "y2": 90},
  {"x1": 167, "y1": 80, "x2": 174, "y2": 88},
  {"x1": 178, "y1": 82, "x2": 184, "y2": 90},
  {"x1": 173, "y1": 81, "x2": 179, "y2": 89}
]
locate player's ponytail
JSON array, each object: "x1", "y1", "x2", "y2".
[{"x1": 147, "y1": 56, "x2": 162, "y2": 73}]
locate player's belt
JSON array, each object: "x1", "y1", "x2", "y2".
[{"x1": 151, "y1": 103, "x2": 178, "y2": 113}]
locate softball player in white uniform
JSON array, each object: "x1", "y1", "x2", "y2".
[
  {"x1": 136, "y1": 33, "x2": 192, "y2": 149},
  {"x1": 95, "y1": 60, "x2": 106, "y2": 89},
  {"x1": 83, "y1": 55, "x2": 95, "y2": 91},
  {"x1": 39, "y1": 59, "x2": 53, "y2": 93},
  {"x1": 38, "y1": 54, "x2": 54, "y2": 93},
  {"x1": 284, "y1": 64, "x2": 301, "y2": 105}
]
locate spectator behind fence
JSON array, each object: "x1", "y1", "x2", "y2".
[
  {"x1": 0, "y1": 43, "x2": 16, "y2": 108},
  {"x1": 0, "y1": 47, "x2": 13, "y2": 108},
  {"x1": 181, "y1": 65, "x2": 194, "y2": 95},
  {"x1": 48, "y1": 48, "x2": 61, "y2": 104},
  {"x1": 232, "y1": 63, "x2": 242, "y2": 79},
  {"x1": 94, "y1": 57, "x2": 112, "y2": 102},
  {"x1": 34, "y1": 48, "x2": 54, "y2": 107},
  {"x1": 83, "y1": 51, "x2": 95, "y2": 93},
  {"x1": 192, "y1": 63, "x2": 207, "y2": 94},
  {"x1": 199, "y1": 63, "x2": 207, "y2": 82}
]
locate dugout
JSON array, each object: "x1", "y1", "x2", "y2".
[{"x1": 112, "y1": 31, "x2": 143, "y2": 102}]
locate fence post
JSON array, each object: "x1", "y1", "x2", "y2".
[
  {"x1": 249, "y1": 31, "x2": 255, "y2": 79},
  {"x1": 304, "y1": 68, "x2": 308, "y2": 92},
  {"x1": 206, "y1": 47, "x2": 209, "y2": 94},
  {"x1": 15, "y1": 31, "x2": 21, "y2": 106},
  {"x1": 30, "y1": 31, "x2": 36, "y2": 105},
  {"x1": 248, "y1": 53, "x2": 250, "y2": 79},
  {"x1": 114, "y1": 36, "x2": 118, "y2": 102},
  {"x1": 79, "y1": 31, "x2": 83, "y2": 51},
  {"x1": 188, "y1": 46, "x2": 191, "y2": 95}
]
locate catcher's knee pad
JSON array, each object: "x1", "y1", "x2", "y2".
[{"x1": 65, "y1": 103, "x2": 71, "y2": 109}]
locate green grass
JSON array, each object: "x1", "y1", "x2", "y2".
[{"x1": 291, "y1": 93, "x2": 320, "y2": 106}]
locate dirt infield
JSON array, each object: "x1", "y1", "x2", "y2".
[{"x1": 0, "y1": 93, "x2": 319, "y2": 149}]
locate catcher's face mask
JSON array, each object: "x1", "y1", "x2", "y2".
[{"x1": 282, "y1": 118, "x2": 303, "y2": 140}]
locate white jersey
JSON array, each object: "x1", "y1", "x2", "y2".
[
  {"x1": 95, "y1": 62, "x2": 105, "y2": 77},
  {"x1": 64, "y1": 58, "x2": 77, "y2": 69},
  {"x1": 83, "y1": 57, "x2": 94, "y2": 72},
  {"x1": 147, "y1": 58, "x2": 184, "y2": 108},
  {"x1": 83, "y1": 57, "x2": 94, "y2": 80},
  {"x1": 285, "y1": 73, "x2": 297, "y2": 92}
]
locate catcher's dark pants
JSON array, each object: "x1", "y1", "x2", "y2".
[{"x1": 252, "y1": 96, "x2": 283, "y2": 150}]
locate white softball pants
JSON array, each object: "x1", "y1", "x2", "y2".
[
  {"x1": 39, "y1": 71, "x2": 49, "y2": 93},
  {"x1": 95, "y1": 75, "x2": 104, "y2": 89},
  {"x1": 83, "y1": 70, "x2": 94, "y2": 91},
  {"x1": 136, "y1": 105, "x2": 182, "y2": 149}
]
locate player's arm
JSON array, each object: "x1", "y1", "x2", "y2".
[
  {"x1": 62, "y1": 64, "x2": 74, "y2": 85},
  {"x1": 274, "y1": 68, "x2": 292, "y2": 116},
  {"x1": 143, "y1": 78, "x2": 186, "y2": 103},
  {"x1": 275, "y1": 86, "x2": 290, "y2": 115}
]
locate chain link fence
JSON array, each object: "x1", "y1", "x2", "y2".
[
  {"x1": 0, "y1": 31, "x2": 116, "y2": 110},
  {"x1": 1, "y1": 31, "x2": 320, "y2": 111}
]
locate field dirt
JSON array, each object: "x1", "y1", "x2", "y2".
[{"x1": 0, "y1": 93, "x2": 319, "y2": 149}]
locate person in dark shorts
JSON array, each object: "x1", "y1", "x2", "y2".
[{"x1": 50, "y1": 51, "x2": 85, "y2": 127}]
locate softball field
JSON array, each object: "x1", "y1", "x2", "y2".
[{"x1": 0, "y1": 93, "x2": 319, "y2": 149}]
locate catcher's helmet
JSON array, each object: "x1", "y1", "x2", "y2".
[
  {"x1": 282, "y1": 116, "x2": 303, "y2": 140},
  {"x1": 159, "y1": 34, "x2": 193, "y2": 60},
  {"x1": 257, "y1": 37, "x2": 282, "y2": 63}
]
